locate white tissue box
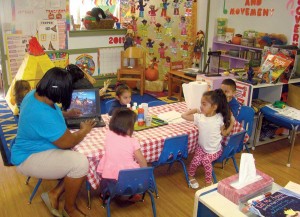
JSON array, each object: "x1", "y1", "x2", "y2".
[{"x1": 217, "y1": 170, "x2": 274, "y2": 205}]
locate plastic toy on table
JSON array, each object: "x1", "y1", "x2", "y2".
[
  {"x1": 134, "y1": 116, "x2": 168, "y2": 131},
  {"x1": 273, "y1": 101, "x2": 286, "y2": 109}
]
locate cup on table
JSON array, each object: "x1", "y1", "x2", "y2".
[
  {"x1": 141, "y1": 103, "x2": 149, "y2": 120},
  {"x1": 145, "y1": 115, "x2": 152, "y2": 127}
]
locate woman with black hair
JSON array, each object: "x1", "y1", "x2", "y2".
[{"x1": 11, "y1": 67, "x2": 95, "y2": 217}]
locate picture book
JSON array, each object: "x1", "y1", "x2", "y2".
[
  {"x1": 249, "y1": 188, "x2": 300, "y2": 217},
  {"x1": 259, "y1": 53, "x2": 293, "y2": 84}
]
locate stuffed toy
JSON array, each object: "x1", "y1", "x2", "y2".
[
  {"x1": 257, "y1": 33, "x2": 287, "y2": 48},
  {"x1": 90, "y1": 7, "x2": 106, "y2": 21}
]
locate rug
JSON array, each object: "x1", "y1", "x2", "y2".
[
  {"x1": 158, "y1": 96, "x2": 180, "y2": 104},
  {"x1": 0, "y1": 101, "x2": 18, "y2": 166}
]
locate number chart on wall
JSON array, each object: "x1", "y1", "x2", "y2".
[{"x1": 98, "y1": 47, "x2": 123, "y2": 75}]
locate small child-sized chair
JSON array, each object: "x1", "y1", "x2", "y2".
[
  {"x1": 105, "y1": 99, "x2": 115, "y2": 114},
  {"x1": 147, "y1": 100, "x2": 167, "y2": 107},
  {"x1": 100, "y1": 167, "x2": 158, "y2": 217},
  {"x1": 212, "y1": 131, "x2": 246, "y2": 183},
  {"x1": 152, "y1": 134, "x2": 190, "y2": 187},
  {"x1": 236, "y1": 106, "x2": 255, "y2": 152}
]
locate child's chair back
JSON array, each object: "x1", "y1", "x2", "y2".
[
  {"x1": 105, "y1": 99, "x2": 115, "y2": 114},
  {"x1": 152, "y1": 134, "x2": 190, "y2": 187},
  {"x1": 155, "y1": 134, "x2": 188, "y2": 164},
  {"x1": 236, "y1": 106, "x2": 255, "y2": 137},
  {"x1": 212, "y1": 131, "x2": 246, "y2": 183},
  {"x1": 147, "y1": 100, "x2": 167, "y2": 107},
  {"x1": 101, "y1": 167, "x2": 158, "y2": 217},
  {"x1": 116, "y1": 167, "x2": 158, "y2": 196}
]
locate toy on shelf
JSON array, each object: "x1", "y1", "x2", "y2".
[
  {"x1": 273, "y1": 101, "x2": 286, "y2": 109},
  {"x1": 83, "y1": 7, "x2": 116, "y2": 30},
  {"x1": 193, "y1": 30, "x2": 205, "y2": 68}
]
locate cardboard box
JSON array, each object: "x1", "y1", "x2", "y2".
[
  {"x1": 287, "y1": 84, "x2": 300, "y2": 110},
  {"x1": 217, "y1": 170, "x2": 273, "y2": 205}
]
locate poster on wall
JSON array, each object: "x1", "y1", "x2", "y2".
[
  {"x1": 4, "y1": 34, "x2": 32, "y2": 83},
  {"x1": 38, "y1": 20, "x2": 59, "y2": 51},
  {"x1": 69, "y1": 53, "x2": 99, "y2": 76},
  {"x1": 13, "y1": 0, "x2": 67, "y2": 35}
]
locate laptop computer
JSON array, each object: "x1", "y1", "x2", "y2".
[{"x1": 65, "y1": 89, "x2": 105, "y2": 129}]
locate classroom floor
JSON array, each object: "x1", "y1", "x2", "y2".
[{"x1": 1, "y1": 136, "x2": 300, "y2": 217}]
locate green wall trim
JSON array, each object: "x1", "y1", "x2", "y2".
[
  {"x1": 0, "y1": 12, "x2": 9, "y2": 93},
  {"x1": 45, "y1": 46, "x2": 123, "y2": 55},
  {"x1": 69, "y1": 29, "x2": 127, "y2": 37}
]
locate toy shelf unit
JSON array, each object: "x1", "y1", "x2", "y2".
[
  {"x1": 211, "y1": 38, "x2": 263, "y2": 73},
  {"x1": 236, "y1": 78, "x2": 300, "y2": 149}
]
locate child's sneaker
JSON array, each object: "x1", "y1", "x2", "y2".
[{"x1": 189, "y1": 178, "x2": 199, "y2": 189}]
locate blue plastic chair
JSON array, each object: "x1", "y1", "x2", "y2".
[
  {"x1": 100, "y1": 167, "x2": 158, "y2": 217},
  {"x1": 236, "y1": 106, "x2": 255, "y2": 152},
  {"x1": 105, "y1": 99, "x2": 115, "y2": 114},
  {"x1": 152, "y1": 134, "x2": 190, "y2": 187},
  {"x1": 212, "y1": 131, "x2": 246, "y2": 183},
  {"x1": 147, "y1": 100, "x2": 167, "y2": 107}
]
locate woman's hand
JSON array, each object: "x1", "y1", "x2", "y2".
[{"x1": 80, "y1": 119, "x2": 97, "y2": 133}]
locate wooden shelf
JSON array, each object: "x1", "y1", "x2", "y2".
[
  {"x1": 220, "y1": 54, "x2": 251, "y2": 61},
  {"x1": 213, "y1": 40, "x2": 263, "y2": 51}
]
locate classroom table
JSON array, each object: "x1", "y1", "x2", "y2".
[
  {"x1": 72, "y1": 102, "x2": 199, "y2": 189},
  {"x1": 254, "y1": 105, "x2": 300, "y2": 167},
  {"x1": 193, "y1": 182, "x2": 282, "y2": 217}
]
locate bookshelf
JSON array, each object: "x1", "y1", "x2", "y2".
[{"x1": 212, "y1": 38, "x2": 262, "y2": 72}]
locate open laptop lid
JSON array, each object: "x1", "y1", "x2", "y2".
[{"x1": 68, "y1": 88, "x2": 100, "y2": 118}]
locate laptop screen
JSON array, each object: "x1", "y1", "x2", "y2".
[{"x1": 68, "y1": 89, "x2": 100, "y2": 117}]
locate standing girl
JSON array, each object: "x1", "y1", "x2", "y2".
[
  {"x1": 181, "y1": 89, "x2": 234, "y2": 188},
  {"x1": 97, "y1": 108, "x2": 147, "y2": 193},
  {"x1": 108, "y1": 84, "x2": 132, "y2": 115}
]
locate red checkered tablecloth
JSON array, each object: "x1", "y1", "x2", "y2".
[
  {"x1": 72, "y1": 102, "x2": 198, "y2": 189},
  {"x1": 72, "y1": 102, "x2": 248, "y2": 189}
]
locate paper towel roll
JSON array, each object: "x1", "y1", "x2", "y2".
[{"x1": 182, "y1": 81, "x2": 208, "y2": 109}]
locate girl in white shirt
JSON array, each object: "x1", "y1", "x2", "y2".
[{"x1": 181, "y1": 89, "x2": 234, "y2": 188}]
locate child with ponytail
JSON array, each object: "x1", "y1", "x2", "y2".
[{"x1": 181, "y1": 89, "x2": 234, "y2": 188}]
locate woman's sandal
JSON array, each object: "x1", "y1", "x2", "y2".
[{"x1": 189, "y1": 178, "x2": 200, "y2": 189}]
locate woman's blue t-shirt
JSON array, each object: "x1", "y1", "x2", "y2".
[{"x1": 11, "y1": 90, "x2": 67, "y2": 166}]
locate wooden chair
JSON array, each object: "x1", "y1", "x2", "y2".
[
  {"x1": 117, "y1": 47, "x2": 146, "y2": 96},
  {"x1": 169, "y1": 61, "x2": 184, "y2": 101}
]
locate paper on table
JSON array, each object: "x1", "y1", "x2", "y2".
[
  {"x1": 285, "y1": 181, "x2": 300, "y2": 194},
  {"x1": 182, "y1": 81, "x2": 208, "y2": 110},
  {"x1": 157, "y1": 111, "x2": 185, "y2": 124}
]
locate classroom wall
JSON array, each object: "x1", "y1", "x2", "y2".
[{"x1": 206, "y1": 0, "x2": 295, "y2": 51}]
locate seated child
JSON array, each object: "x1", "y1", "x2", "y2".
[
  {"x1": 181, "y1": 89, "x2": 234, "y2": 188},
  {"x1": 12, "y1": 80, "x2": 31, "y2": 114},
  {"x1": 97, "y1": 108, "x2": 147, "y2": 200},
  {"x1": 108, "y1": 84, "x2": 132, "y2": 115},
  {"x1": 221, "y1": 78, "x2": 241, "y2": 119}
]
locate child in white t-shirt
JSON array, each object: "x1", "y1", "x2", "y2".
[{"x1": 181, "y1": 89, "x2": 234, "y2": 188}]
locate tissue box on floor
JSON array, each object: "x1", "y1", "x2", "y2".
[{"x1": 217, "y1": 170, "x2": 273, "y2": 205}]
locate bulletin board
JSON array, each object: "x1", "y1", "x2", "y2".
[
  {"x1": 120, "y1": 0, "x2": 197, "y2": 79},
  {"x1": 4, "y1": 34, "x2": 32, "y2": 83}
]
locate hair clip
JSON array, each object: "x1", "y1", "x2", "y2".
[{"x1": 52, "y1": 86, "x2": 58, "y2": 88}]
